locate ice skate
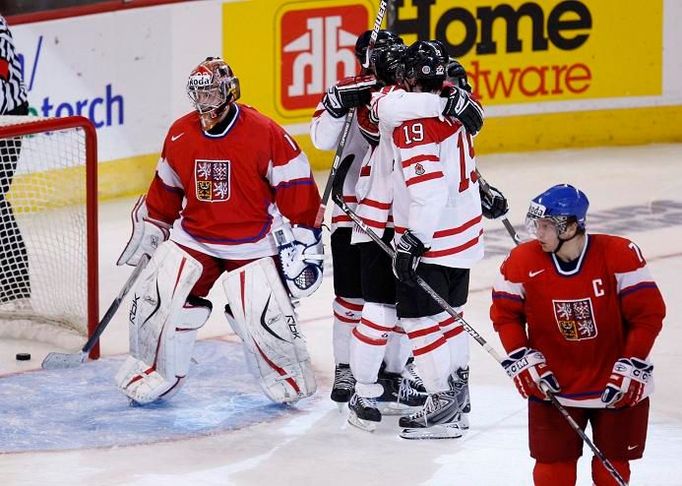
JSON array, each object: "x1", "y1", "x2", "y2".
[
  {"x1": 331, "y1": 363, "x2": 355, "y2": 407},
  {"x1": 399, "y1": 391, "x2": 465, "y2": 440},
  {"x1": 347, "y1": 383, "x2": 383, "y2": 432},
  {"x1": 402, "y1": 357, "x2": 427, "y2": 393},
  {"x1": 449, "y1": 367, "x2": 470, "y2": 430},
  {"x1": 377, "y1": 369, "x2": 427, "y2": 416}
]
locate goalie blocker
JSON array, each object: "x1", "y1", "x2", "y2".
[{"x1": 223, "y1": 257, "x2": 316, "y2": 404}]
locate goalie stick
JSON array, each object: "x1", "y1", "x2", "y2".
[
  {"x1": 313, "y1": 0, "x2": 390, "y2": 227},
  {"x1": 330, "y1": 156, "x2": 627, "y2": 486},
  {"x1": 41, "y1": 254, "x2": 151, "y2": 370}
]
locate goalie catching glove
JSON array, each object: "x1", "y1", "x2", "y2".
[
  {"x1": 273, "y1": 225, "x2": 324, "y2": 298},
  {"x1": 601, "y1": 357, "x2": 653, "y2": 408},
  {"x1": 117, "y1": 195, "x2": 170, "y2": 266},
  {"x1": 502, "y1": 347, "x2": 561, "y2": 400},
  {"x1": 322, "y1": 75, "x2": 376, "y2": 118}
]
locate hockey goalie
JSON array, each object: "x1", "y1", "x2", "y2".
[{"x1": 113, "y1": 56, "x2": 323, "y2": 406}]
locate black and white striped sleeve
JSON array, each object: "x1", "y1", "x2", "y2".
[{"x1": 0, "y1": 15, "x2": 28, "y2": 114}]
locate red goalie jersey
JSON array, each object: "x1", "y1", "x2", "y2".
[
  {"x1": 145, "y1": 105, "x2": 320, "y2": 260},
  {"x1": 491, "y1": 234, "x2": 665, "y2": 407}
]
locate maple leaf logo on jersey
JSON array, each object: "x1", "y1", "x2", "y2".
[
  {"x1": 414, "y1": 163, "x2": 425, "y2": 176},
  {"x1": 552, "y1": 298, "x2": 598, "y2": 341},
  {"x1": 195, "y1": 159, "x2": 231, "y2": 202}
]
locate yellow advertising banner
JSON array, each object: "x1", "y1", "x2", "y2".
[
  {"x1": 224, "y1": 0, "x2": 377, "y2": 126},
  {"x1": 390, "y1": 0, "x2": 662, "y2": 104},
  {"x1": 222, "y1": 0, "x2": 670, "y2": 167}
]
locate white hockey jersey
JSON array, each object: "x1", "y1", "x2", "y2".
[
  {"x1": 310, "y1": 103, "x2": 371, "y2": 233},
  {"x1": 353, "y1": 87, "x2": 449, "y2": 242},
  {"x1": 386, "y1": 93, "x2": 484, "y2": 269}
]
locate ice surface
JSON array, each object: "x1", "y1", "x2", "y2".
[{"x1": 0, "y1": 144, "x2": 681, "y2": 485}]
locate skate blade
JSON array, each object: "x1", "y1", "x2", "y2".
[
  {"x1": 399, "y1": 424, "x2": 464, "y2": 440},
  {"x1": 348, "y1": 412, "x2": 379, "y2": 432},
  {"x1": 378, "y1": 402, "x2": 423, "y2": 416},
  {"x1": 458, "y1": 413, "x2": 470, "y2": 430}
]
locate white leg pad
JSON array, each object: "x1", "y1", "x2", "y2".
[
  {"x1": 115, "y1": 241, "x2": 208, "y2": 405},
  {"x1": 223, "y1": 257, "x2": 317, "y2": 404}
]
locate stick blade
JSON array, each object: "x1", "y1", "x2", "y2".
[
  {"x1": 41, "y1": 351, "x2": 87, "y2": 369},
  {"x1": 330, "y1": 154, "x2": 356, "y2": 206}
]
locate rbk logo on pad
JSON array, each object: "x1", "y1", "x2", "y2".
[
  {"x1": 194, "y1": 159, "x2": 230, "y2": 202},
  {"x1": 278, "y1": 4, "x2": 368, "y2": 112}
]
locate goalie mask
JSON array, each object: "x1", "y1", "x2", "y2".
[{"x1": 187, "y1": 57, "x2": 241, "y2": 131}]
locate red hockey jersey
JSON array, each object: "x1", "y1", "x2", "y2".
[
  {"x1": 146, "y1": 105, "x2": 320, "y2": 260},
  {"x1": 491, "y1": 234, "x2": 665, "y2": 407}
]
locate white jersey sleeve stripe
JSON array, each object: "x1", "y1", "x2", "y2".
[
  {"x1": 492, "y1": 277, "x2": 525, "y2": 299},
  {"x1": 267, "y1": 153, "x2": 313, "y2": 187},
  {"x1": 156, "y1": 157, "x2": 183, "y2": 189},
  {"x1": 615, "y1": 266, "x2": 655, "y2": 294}
]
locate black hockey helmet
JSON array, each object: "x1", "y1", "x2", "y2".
[
  {"x1": 354, "y1": 29, "x2": 404, "y2": 67},
  {"x1": 374, "y1": 43, "x2": 407, "y2": 86},
  {"x1": 400, "y1": 40, "x2": 447, "y2": 90}
]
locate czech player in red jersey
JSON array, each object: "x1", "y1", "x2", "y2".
[
  {"x1": 114, "y1": 57, "x2": 323, "y2": 406},
  {"x1": 491, "y1": 184, "x2": 665, "y2": 485}
]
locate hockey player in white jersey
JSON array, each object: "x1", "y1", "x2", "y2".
[
  {"x1": 368, "y1": 40, "x2": 494, "y2": 439},
  {"x1": 316, "y1": 36, "x2": 493, "y2": 431},
  {"x1": 312, "y1": 29, "x2": 486, "y2": 419},
  {"x1": 310, "y1": 29, "x2": 404, "y2": 406}
]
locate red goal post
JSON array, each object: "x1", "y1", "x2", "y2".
[{"x1": 0, "y1": 115, "x2": 99, "y2": 358}]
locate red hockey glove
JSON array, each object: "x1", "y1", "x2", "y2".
[
  {"x1": 601, "y1": 357, "x2": 653, "y2": 408},
  {"x1": 502, "y1": 347, "x2": 561, "y2": 400}
]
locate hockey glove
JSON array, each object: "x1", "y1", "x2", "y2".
[
  {"x1": 446, "y1": 58, "x2": 472, "y2": 92},
  {"x1": 502, "y1": 347, "x2": 561, "y2": 400},
  {"x1": 601, "y1": 357, "x2": 653, "y2": 408},
  {"x1": 392, "y1": 230, "x2": 427, "y2": 287},
  {"x1": 442, "y1": 87, "x2": 484, "y2": 136},
  {"x1": 322, "y1": 75, "x2": 376, "y2": 118},
  {"x1": 480, "y1": 184, "x2": 509, "y2": 219},
  {"x1": 273, "y1": 225, "x2": 325, "y2": 298},
  {"x1": 117, "y1": 195, "x2": 170, "y2": 266}
]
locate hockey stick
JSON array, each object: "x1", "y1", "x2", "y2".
[
  {"x1": 331, "y1": 155, "x2": 504, "y2": 362},
  {"x1": 331, "y1": 156, "x2": 627, "y2": 486},
  {"x1": 493, "y1": 196, "x2": 627, "y2": 485},
  {"x1": 476, "y1": 170, "x2": 522, "y2": 244},
  {"x1": 314, "y1": 0, "x2": 389, "y2": 227},
  {"x1": 41, "y1": 254, "x2": 151, "y2": 369}
]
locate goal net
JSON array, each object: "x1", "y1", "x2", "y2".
[{"x1": 0, "y1": 115, "x2": 99, "y2": 356}]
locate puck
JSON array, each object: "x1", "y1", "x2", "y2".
[{"x1": 16, "y1": 352, "x2": 31, "y2": 361}]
